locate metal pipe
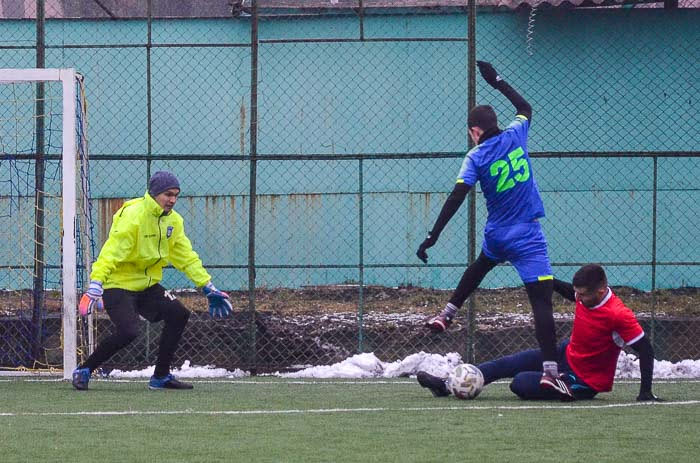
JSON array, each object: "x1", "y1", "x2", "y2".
[
  {"x1": 247, "y1": 0, "x2": 260, "y2": 373},
  {"x1": 31, "y1": 0, "x2": 46, "y2": 367},
  {"x1": 466, "y1": 0, "x2": 477, "y2": 364}
]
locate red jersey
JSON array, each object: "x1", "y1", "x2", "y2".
[{"x1": 565, "y1": 289, "x2": 644, "y2": 392}]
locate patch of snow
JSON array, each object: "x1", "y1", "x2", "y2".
[
  {"x1": 616, "y1": 352, "x2": 700, "y2": 379},
  {"x1": 110, "y1": 352, "x2": 700, "y2": 380},
  {"x1": 109, "y1": 360, "x2": 249, "y2": 379}
]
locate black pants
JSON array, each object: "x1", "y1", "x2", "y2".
[
  {"x1": 80, "y1": 284, "x2": 190, "y2": 378},
  {"x1": 449, "y1": 251, "x2": 558, "y2": 362}
]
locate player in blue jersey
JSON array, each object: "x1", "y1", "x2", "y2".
[{"x1": 416, "y1": 61, "x2": 572, "y2": 398}]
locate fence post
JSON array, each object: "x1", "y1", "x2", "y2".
[
  {"x1": 465, "y1": 0, "x2": 477, "y2": 364},
  {"x1": 358, "y1": 158, "x2": 365, "y2": 353},
  {"x1": 146, "y1": 0, "x2": 153, "y2": 181},
  {"x1": 31, "y1": 0, "x2": 46, "y2": 367},
  {"x1": 651, "y1": 155, "x2": 658, "y2": 349},
  {"x1": 357, "y1": 1, "x2": 366, "y2": 354},
  {"x1": 247, "y1": 0, "x2": 259, "y2": 373}
]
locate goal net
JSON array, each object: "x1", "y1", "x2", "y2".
[{"x1": 0, "y1": 69, "x2": 95, "y2": 379}]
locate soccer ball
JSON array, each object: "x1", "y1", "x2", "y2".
[{"x1": 448, "y1": 363, "x2": 484, "y2": 400}]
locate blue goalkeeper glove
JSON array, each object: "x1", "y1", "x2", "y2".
[
  {"x1": 202, "y1": 282, "x2": 233, "y2": 318},
  {"x1": 78, "y1": 280, "x2": 104, "y2": 316}
]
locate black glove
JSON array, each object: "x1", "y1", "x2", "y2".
[
  {"x1": 416, "y1": 233, "x2": 438, "y2": 264},
  {"x1": 477, "y1": 60, "x2": 502, "y2": 88},
  {"x1": 636, "y1": 391, "x2": 664, "y2": 402}
]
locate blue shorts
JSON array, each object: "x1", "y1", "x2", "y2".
[{"x1": 481, "y1": 221, "x2": 552, "y2": 284}]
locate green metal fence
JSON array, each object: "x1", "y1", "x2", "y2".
[{"x1": 0, "y1": 1, "x2": 698, "y2": 373}]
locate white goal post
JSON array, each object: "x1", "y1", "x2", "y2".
[{"x1": 0, "y1": 68, "x2": 80, "y2": 379}]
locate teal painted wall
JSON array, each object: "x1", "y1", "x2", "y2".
[{"x1": 0, "y1": 9, "x2": 697, "y2": 291}]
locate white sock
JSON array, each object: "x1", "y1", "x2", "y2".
[
  {"x1": 543, "y1": 361, "x2": 559, "y2": 377},
  {"x1": 441, "y1": 302, "x2": 458, "y2": 319}
]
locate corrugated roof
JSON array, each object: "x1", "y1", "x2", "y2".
[
  {"x1": 249, "y1": 0, "x2": 695, "y2": 8},
  {"x1": 0, "y1": 0, "x2": 695, "y2": 19}
]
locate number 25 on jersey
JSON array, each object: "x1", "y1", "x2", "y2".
[{"x1": 489, "y1": 146, "x2": 530, "y2": 193}]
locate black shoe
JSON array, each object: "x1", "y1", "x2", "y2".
[
  {"x1": 148, "y1": 374, "x2": 193, "y2": 390},
  {"x1": 540, "y1": 372, "x2": 575, "y2": 401},
  {"x1": 417, "y1": 371, "x2": 450, "y2": 397}
]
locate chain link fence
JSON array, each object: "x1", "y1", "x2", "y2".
[{"x1": 1, "y1": 1, "x2": 698, "y2": 373}]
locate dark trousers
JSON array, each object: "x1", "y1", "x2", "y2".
[
  {"x1": 449, "y1": 251, "x2": 558, "y2": 362},
  {"x1": 478, "y1": 340, "x2": 598, "y2": 400},
  {"x1": 80, "y1": 284, "x2": 190, "y2": 378}
]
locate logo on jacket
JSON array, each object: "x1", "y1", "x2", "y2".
[{"x1": 167, "y1": 226, "x2": 174, "y2": 238}]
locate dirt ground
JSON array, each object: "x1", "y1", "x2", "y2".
[
  {"x1": 1, "y1": 285, "x2": 698, "y2": 318},
  {"x1": 173, "y1": 284, "x2": 700, "y2": 318}
]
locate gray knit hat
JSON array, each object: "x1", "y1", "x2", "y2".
[{"x1": 148, "y1": 171, "x2": 180, "y2": 196}]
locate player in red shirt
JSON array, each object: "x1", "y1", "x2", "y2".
[{"x1": 417, "y1": 264, "x2": 663, "y2": 401}]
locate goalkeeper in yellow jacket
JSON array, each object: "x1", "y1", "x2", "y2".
[{"x1": 72, "y1": 171, "x2": 233, "y2": 391}]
